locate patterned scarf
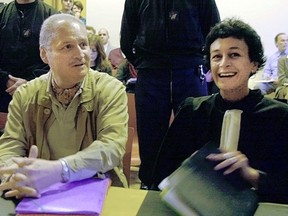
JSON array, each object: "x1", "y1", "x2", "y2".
[{"x1": 51, "y1": 79, "x2": 81, "y2": 108}]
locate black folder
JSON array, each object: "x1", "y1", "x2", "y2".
[{"x1": 159, "y1": 141, "x2": 259, "y2": 216}]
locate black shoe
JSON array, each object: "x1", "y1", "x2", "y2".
[{"x1": 140, "y1": 182, "x2": 149, "y2": 190}]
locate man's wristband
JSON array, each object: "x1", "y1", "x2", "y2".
[{"x1": 60, "y1": 159, "x2": 70, "y2": 183}]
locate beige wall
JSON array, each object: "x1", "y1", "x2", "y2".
[
  {"x1": 86, "y1": 0, "x2": 125, "y2": 48},
  {"x1": 0, "y1": 0, "x2": 11, "y2": 3},
  {"x1": 216, "y1": 0, "x2": 288, "y2": 57}
]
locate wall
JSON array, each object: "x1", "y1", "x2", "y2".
[
  {"x1": 86, "y1": 0, "x2": 125, "y2": 48},
  {"x1": 216, "y1": 0, "x2": 288, "y2": 57},
  {"x1": 0, "y1": 0, "x2": 11, "y2": 3},
  {"x1": 1, "y1": 0, "x2": 10, "y2": 3},
  {"x1": 86, "y1": 0, "x2": 288, "y2": 57},
  {"x1": 1, "y1": 0, "x2": 287, "y2": 56}
]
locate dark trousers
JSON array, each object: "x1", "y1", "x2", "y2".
[{"x1": 135, "y1": 67, "x2": 208, "y2": 187}]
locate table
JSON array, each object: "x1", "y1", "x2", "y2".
[
  {"x1": 1, "y1": 187, "x2": 288, "y2": 216},
  {"x1": 102, "y1": 187, "x2": 147, "y2": 216},
  {"x1": 0, "y1": 187, "x2": 148, "y2": 216}
]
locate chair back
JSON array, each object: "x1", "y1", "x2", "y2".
[
  {"x1": 123, "y1": 127, "x2": 134, "y2": 186},
  {"x1": 0, "y1": 112, "x2": 7, "y2": 129}
]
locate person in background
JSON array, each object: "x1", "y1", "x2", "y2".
[
  {"x1": 275, "y1": 56, "x2": 288, "y2": 101},
  {"x1": 86, "y1": 25, "x2": 96, "y2": 36},
  {"x1": 98, "y1": 28, "x2": 114, "y2": 58},
  {"x1": 115, "y1": 58, "x2": 138, "y2": 93},
  {"x1": 72, "y1": 0, "x2": 86, "y2": 25},
  {"x1": 108, "y1": 47, "x2": 125, "y2": 69},
  {"x1": 60, "y1": 0, "x2": 74, "y2": 15},
  {"x1": 0, "y1": 0, "x2": 58, "y2": 113},
  {"x1": 151, "y1": 18, "x2": 288, "y2": 204},
  {"x1": 0, "y1": 14, "x2": 128, "y2": 199},
  {"x1": 253, "y1": 33, "x2": 288, "y2": 95},
  {"x1": 120, "y1": 0, "x2": 220, "y2": 189},
  {"x1": 88, "y1": 33, "x2": 112, "y2": 75}
]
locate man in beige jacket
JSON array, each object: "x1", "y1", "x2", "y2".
[{"x1": 0, "y1": 14, "x2": 128, "y2": 199}]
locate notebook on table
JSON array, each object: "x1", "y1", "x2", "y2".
[{"x1": 15, "y1": 177, "x2": 111, "y2": 216}]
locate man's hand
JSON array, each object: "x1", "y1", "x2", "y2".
[
  {"x1": 6, "y1": 75, "x2": 27, "y2": 95},
  {"x1": 0, "y1": 145, "x2": 62, "y2": 198}
]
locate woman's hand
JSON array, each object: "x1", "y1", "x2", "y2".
[{"x1": 206, "y1": 151, "x2": 259, "y2": 188}]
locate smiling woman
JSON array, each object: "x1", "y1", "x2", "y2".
[
  {"x1": 151, "y1": 18, "x2": 288, "y2": 204},
  {"x1": 209, "y1": 37, "x2": 259, "y2": 101},
  {"x1": 204, "y1": 18, "x2": 265, "y2": 103}
]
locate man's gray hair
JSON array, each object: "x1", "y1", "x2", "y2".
[{"x1": 39, "y1": 14, "x2": 85, "y2": 49}]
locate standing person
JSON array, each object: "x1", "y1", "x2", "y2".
[
  {"x1": 0, "y1": 0, "x2": 58, "y2": 113},
  {"x1": 98, "y1": 28, "x2": 114, "y2": 58},
  {"x1": 72, "y1": 0, "x2": 86, "y2": 25},
  {"x1": 60, "y1": 0, "x2": 74, "y2": 15},
  {"x1": 253, "y1": 33, "x2": 288, "y2": 95},
  {"x1": 0, "y1": 14, "x2": 128, "y2": 199},
  {"x1": 151, "y1": 18, "x2": 288, "y2": 204},
  {"x1": 120, "y1": 0, "x2": 220, "y2": 189}
]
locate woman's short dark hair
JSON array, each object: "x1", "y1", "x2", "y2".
[{"x1": 204, "y1": 18, "x2": 266, "y2": 71}]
